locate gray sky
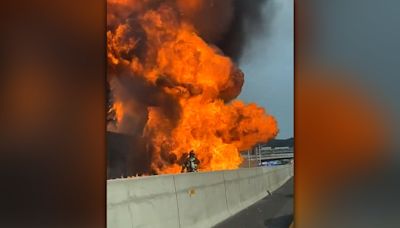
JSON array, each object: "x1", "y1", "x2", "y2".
[{"x1": 238, "y1": 0, "x2": 293, "y2": 139}]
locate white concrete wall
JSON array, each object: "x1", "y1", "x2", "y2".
[
  {"x1": 107, "y1": 174, "x2": 179, "y2": 228},
  {"x1": 107, "y1": 164, "x2": 293, "y2": 228}
]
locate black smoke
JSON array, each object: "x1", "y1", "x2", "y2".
[
  {"x1": 217, "y1": 0, "x2": 269, "y2": 62},
  {"x1": 107, "y1": 0, "x2": 270, "y2": 178}
]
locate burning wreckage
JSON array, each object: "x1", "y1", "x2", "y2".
[{"x1": 106, "y1": 0, "x2": 278, "y2": 178}]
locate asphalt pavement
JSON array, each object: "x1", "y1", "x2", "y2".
[{"x1": 214, "y1": 177, "x2": 293, "y2": 228}]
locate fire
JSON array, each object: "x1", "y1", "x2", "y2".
[
  {"x1": 107, "y1": 0, "x2": 278, "y2": 174},
  {"x1": 112, "y1": 101, "x2": 124, "y2": 124}
]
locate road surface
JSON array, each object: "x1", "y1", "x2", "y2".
[{"x1": 214, "y1": 177, "x2": 293, "y2": 228}]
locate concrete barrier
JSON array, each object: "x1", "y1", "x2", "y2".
[
  {"x1": 174, "y1": 171, "x2": 229, "y2": 228},
  {"x1": 238, "y1": 168, "x2": 262, "y2": 208},
  {"x1": 107, "y1": 164, "x2": 293, "y2": 228},
  {"x1": 223, "y1": 170, "x2": 242, "y2": 215},
  {"x1": 107, "y1": 174, "x2": 179, "y2": 228}
]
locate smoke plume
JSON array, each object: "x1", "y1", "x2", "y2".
[{"x1": 107, "y1": 0, "x2": 276, "y2": 177}]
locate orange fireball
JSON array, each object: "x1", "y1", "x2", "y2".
[{"x1": 107, "y1": 0, "x2": 278, "y2": 174}]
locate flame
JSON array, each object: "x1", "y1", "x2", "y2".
[
  {"x1": 113, "y1": 101, "x2": 124, "y2": 124},
  {"x1": 107, "y1": 0, "x2": 278, "y2": 174}
]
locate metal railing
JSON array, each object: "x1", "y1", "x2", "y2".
[
  {"x1": 243, "y1": 153, "x2": 294, "y2": 161},
  {"x1": 241, "y1": 146, "x2": 294, "y2": 168}
]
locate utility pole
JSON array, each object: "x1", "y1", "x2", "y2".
[{"x1": 247, "y1": 149, "x2": 250, "y2": 168}]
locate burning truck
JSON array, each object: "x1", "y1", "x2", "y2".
[{"x1": 107, "y1": 0, "x2": 278, "y2": 178}]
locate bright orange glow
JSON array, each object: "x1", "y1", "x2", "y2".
[
  {"x1": 295, "y1": 66, "x2": 389, "y2": 226},
  {"x1": 113, "y1": 101, "x2": 124, "y2": 124},
  {"x1": 107, "y1": 0, "x2": 278, "y2": 174}
]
